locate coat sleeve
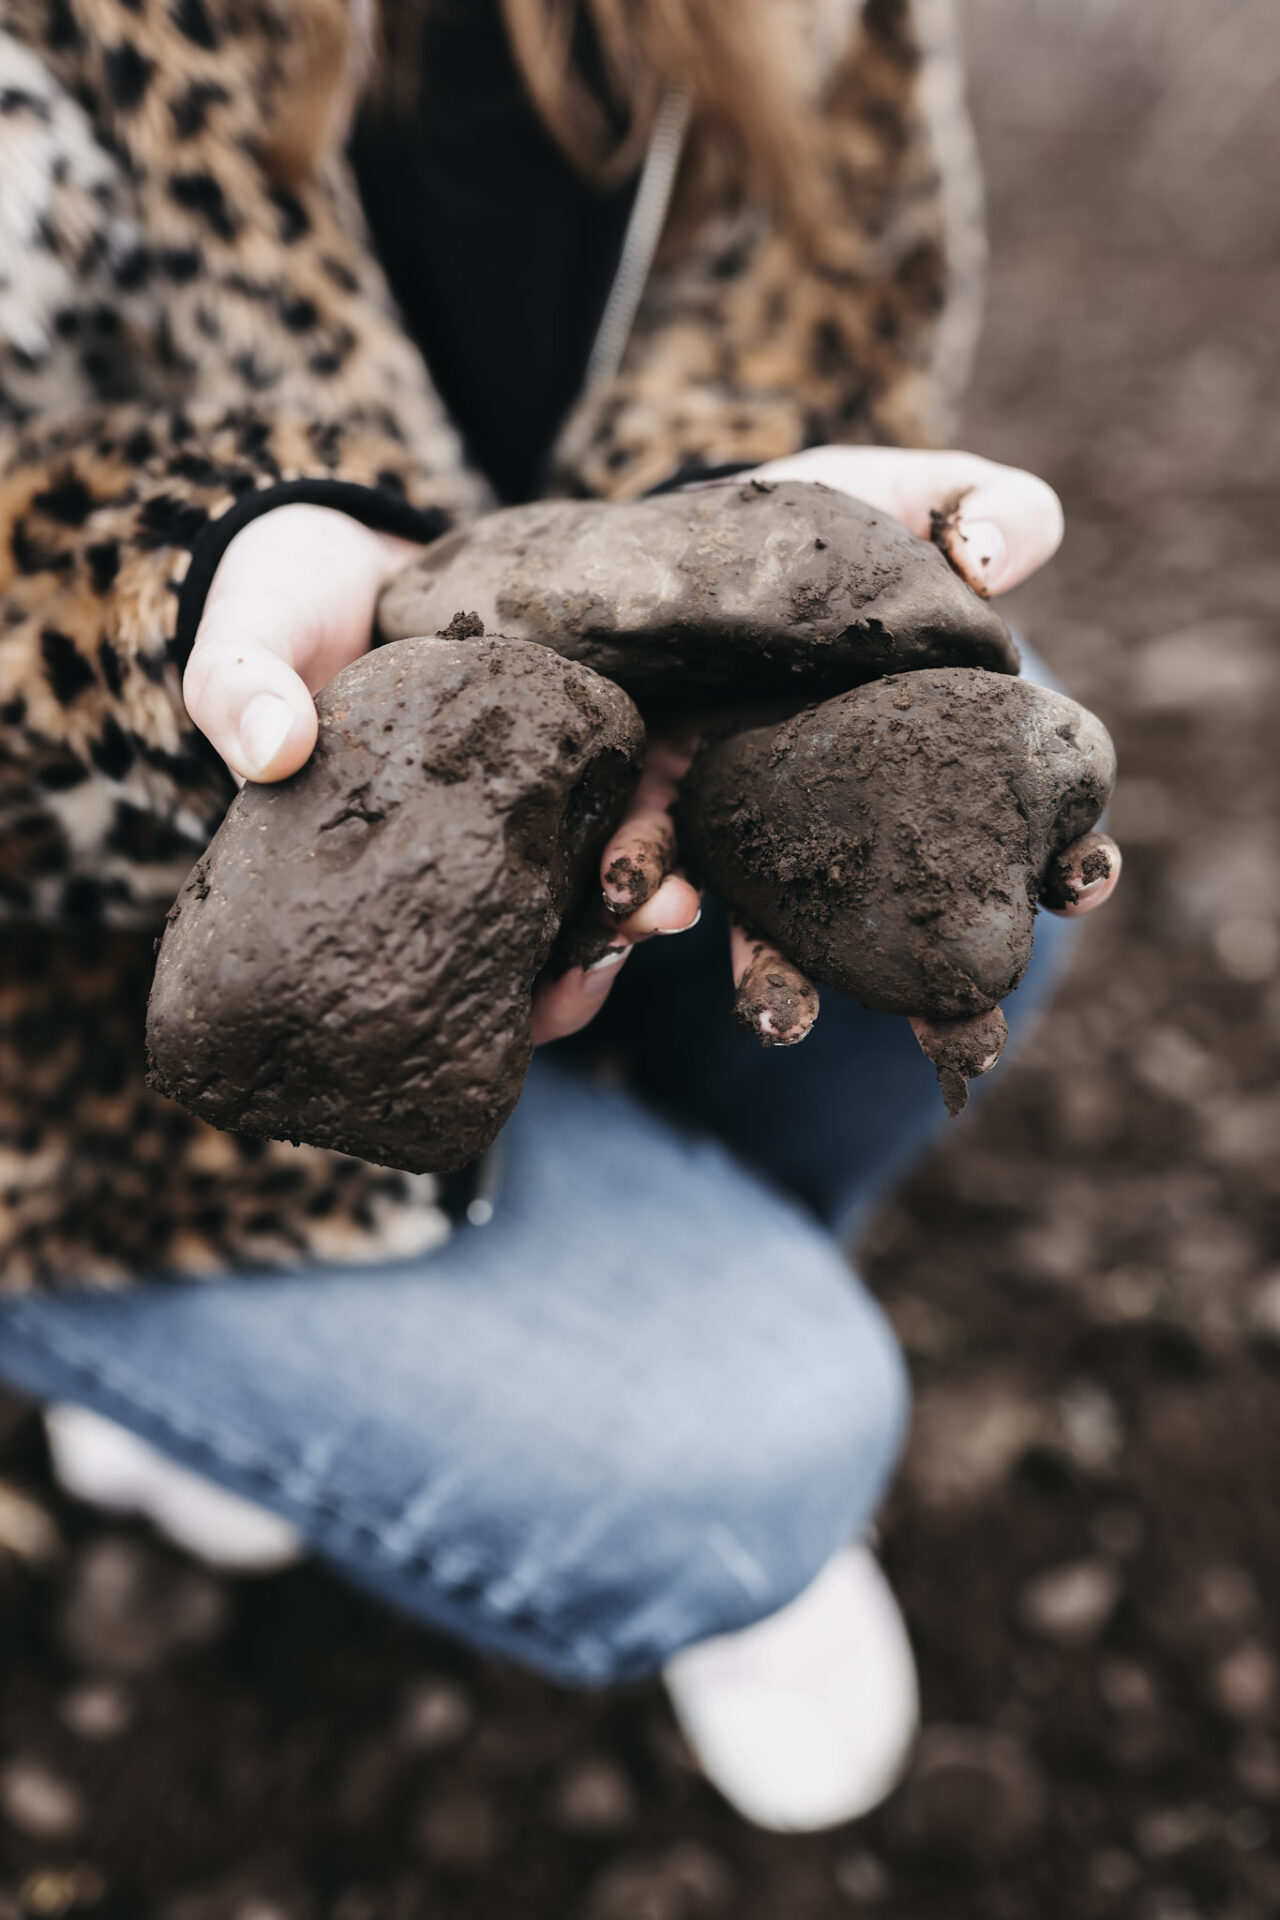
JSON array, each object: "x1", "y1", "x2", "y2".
[
  {"x1": 0, "y1": 7, "x2": 489, "y2": 926},
  {"x1": 551, "y1": 0, "x2": 985, "y2": 501}
]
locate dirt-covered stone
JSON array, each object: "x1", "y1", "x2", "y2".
[
  {"x1": 146, "y1": 637, "x2": 644, "y2": 1173},
  {"x1": 377, "y1": 481, "x2": 1019, "y2": 706},
  {"x1": 678, "y1": 669, "x2": 1116, "y2": 1027}
]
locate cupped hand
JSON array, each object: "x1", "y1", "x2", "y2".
[
  {"x1": 184, "y1": 457, "x2": 1121, "y2": 1066},
  {"x1": 184, "y1": 504, "x2": 423, "y2": 784},
  {"x1": 540, "y1": 446, "x2": 1121, "y2": 1055},
  {"x1": 183, "y1": 502, "x2": 700, "y2": 1046}
]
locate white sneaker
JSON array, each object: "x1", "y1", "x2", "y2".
[
  {"x1": 44, "y1": 1404, "x2": 305, "y2": 1574},
  {"x1": 663, "y1": 1543, "x2": 919, "y2": 1832}
]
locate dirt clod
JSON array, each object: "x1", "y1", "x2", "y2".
[
  {"x1": 679, "y1": 670, "x2": 1116, "y2": 1029},
  {"x1": 378, "y1": 481, "x2": 1019, "y2": 706},
  {"x1": 146, "y1": 637, "x2": 645, "y2": 1172}
]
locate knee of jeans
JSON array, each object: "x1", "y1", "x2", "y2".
[
  {"x1": 712, "y1": 1283, "x2": 910, "y2": 1607},
  {"x1": 562, "y1": 1280, "x2": 911, "y2": 1686}
]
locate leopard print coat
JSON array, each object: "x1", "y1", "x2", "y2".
[{"x1": 0, "y1": 0, "x2": 983, "y2": 1291}]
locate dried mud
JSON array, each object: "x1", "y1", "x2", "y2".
[{"x1": 147, "y1": 637, "x2": 644, "y2": 1172}]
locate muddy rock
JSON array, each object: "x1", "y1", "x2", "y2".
[
  {"x1": 679, "y1": 669, "x2": 1116, "y2": 1027},
  {"x1": 378, "y1": 482, "x2": 1019, "y2": 706},
  {"x1": 147, "y1": 637, "x2": 645, "y2": 1174}
]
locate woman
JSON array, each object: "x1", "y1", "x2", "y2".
[{"x1": 0, "y1": 0, "x2": 1118, "y2": 1832}]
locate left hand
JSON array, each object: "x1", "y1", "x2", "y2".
[{"x1": 533, "y1": 446, "x2": 1121, "y2": 1050}]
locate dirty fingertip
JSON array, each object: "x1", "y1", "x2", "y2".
[
  {"x1": 602, "y1": 847, "x2": 667, "y2": 915},
  {"x1": 734, "y1": 947, "x2": 820, "y2": 1048},
  {"x1": 913, "y1": 1006, "x2": 1009, "y2": 1116},
  {"x1": 1042, "y1": 831, "x2": 1122, "y2": 914}
]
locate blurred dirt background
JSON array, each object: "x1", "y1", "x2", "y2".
[{"x1": 4, "y1": 0, "x2": 1280, "y2": 1914}]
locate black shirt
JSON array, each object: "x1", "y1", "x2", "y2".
[{"x1": 348, "y1": 0, "x2": 638, "y2": 505}]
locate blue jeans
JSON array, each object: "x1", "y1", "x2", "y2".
[{"x1": 0, "y1": 671, "x2": 1074, "y2": 1687}]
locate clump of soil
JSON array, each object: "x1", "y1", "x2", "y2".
[
  {"x1": 377, "y1": 480, "x2": 1019, "y2": 705},
  {"x1": 146, "y1": 637, "x2": 644, "y2": 1172},
  {"x1": 678, "y1": 668, "x2": 1116, "y2": 1024}
]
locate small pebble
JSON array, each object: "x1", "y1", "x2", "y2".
[
  {"x1": 1212, "y1": 1642, "x2": 1276, "y2": 1719},
  {"x1": 58, "y1": 1681, "x2": 134, "y2": 1742},
  {"x1": 0, "y1": 1482, "x2": 61, "y2": 1564},
  {"x1": 905, "y1": 1374, "x2": 1043, "y2": 1508},
  {"x1": 396, "y1": 1677, "x2": 473, "y2": 1754},
  {"x1": 1056, "y1": 1381, "x2": 1124, "y2": 1471},
  {"x1": 1018, "y1": 1558, "x2": 1121, "y2": 1646},
  {"x1": 1194, "y1": 1565, "x2": 1258, "y2": 1632},
  {"x1": 59, "y1": 1537, "x2": 227, "y2": 1676},
  {"x1": 16, "y1": 1865, "x2": 105, "y2": 1916},
  {"x1": 834, "y1": 1850, "x2": 890, "y2": 1903},
  {"x1": 1136, "y1": 1803, "x2": 1216, "y2": 1860},
  {"x1": 0, "y1": 1758, "x2": 85, "y2": 1841},
  {"x1": 553, "y1": 1757, "x2": 638, "y2": 1834},
  {"x1": 1100, "y1": 1659, "x2": 1160, "y2": 1716}
]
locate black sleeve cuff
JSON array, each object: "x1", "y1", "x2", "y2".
[{"x1": 173, "y1": 479, "x2": 453, "y2": 667}]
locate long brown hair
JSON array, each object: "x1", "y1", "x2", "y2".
[{"x1": 377, "y1": 0, "x2": 822, "y2": 230}]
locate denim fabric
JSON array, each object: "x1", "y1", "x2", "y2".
[{"x1": 0, "y1": 646, "x2": 1076, "y2": 1685}]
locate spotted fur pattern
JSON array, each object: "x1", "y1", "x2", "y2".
[
  {"x1": 554, "y1": 0, "x2": 976, "y2": 496},
  {"x1": 0, "y1": 0, "x2": 982, "y2": 1290},
  {"x1": 0, "y1": 927, "x2": 450, "y2": 1290}
]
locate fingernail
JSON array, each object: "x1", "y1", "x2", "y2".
[
  {"x1": 583, "y1": 946, "x2": 629, "y2": 995},
  {"x1": 657, "y1": 909, "x2": 702, "y2": 936},
  {"x1": 584, "y1": 944, "x2": 628, "y2": 972},
  {"x1": 237, "y1": 693, "x2": 294, "y2": 778},
  {"x1": 955, "y1": 518, "x2": 1008, "y2": 594}
]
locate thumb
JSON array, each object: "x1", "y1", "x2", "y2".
[
  {"x1": 183, "y1": 616, "x2": 318, "y2": 783},
  {"x1": 181, "y1": 504, "x2": 421, "y2": 783}
]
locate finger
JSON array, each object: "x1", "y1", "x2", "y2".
[
  {"x1": 531, "y1": 868, "x2": 701, "y2": 1047},
  {"x1": 601, "y1": 809, "x2": 676, "y2": 916},
  {"x1": 1041, "y1": 832, "x2": 1123, "y2": 917},
  {"x1": 599, "y1": 731, "x2": 700, "y2": 915},
  {"x1": 185, "y1": 509, "x2": 423, "y2": 783},
  {"x1": 183, "y1": 626, "x2": 318, "y2": 783},
  {"x1": 618, "y1": 871, "x2": 702, "y2": 939},
  {"x1": 729, "y1": 919, "x2": 819, "y2": 1046},
  {"x1": 530, "y1": 944, "x2": 631, "y2": 1046},
  {"x1": 882, "y1": 455, "x2": 1064, "y2": 597},
  {"x1": 910, "y1": 1006, "x2": 1009, "y2": 1117},
  {"x1": 743, "y1": 448, "x2": 1064, "y2": 597}
]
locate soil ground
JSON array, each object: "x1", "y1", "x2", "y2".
[{"x1": 4, "y1": 2, "x2": 1280, "y2": 1914}]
